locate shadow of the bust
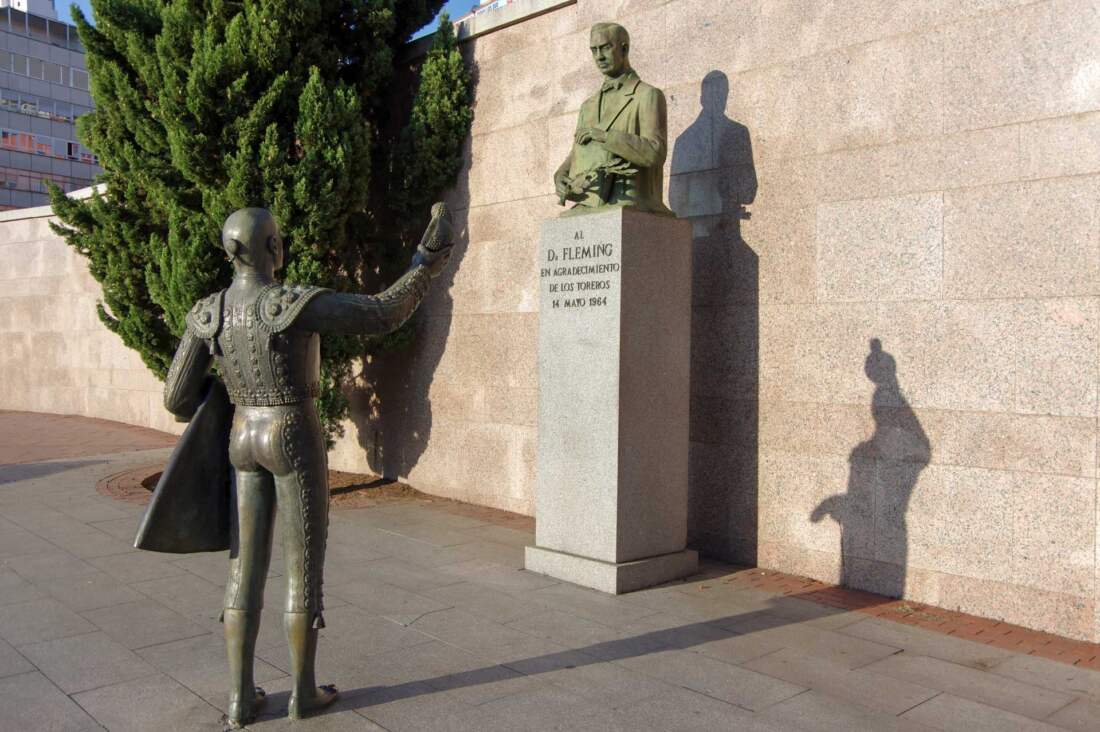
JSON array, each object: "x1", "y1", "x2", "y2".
[{"x1": 668, "y1": 70, "x2": 759, "y2": 566}]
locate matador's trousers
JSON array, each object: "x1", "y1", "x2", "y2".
[{"x1": 224, "y1": 401, "x2": 329, "y2": 628}]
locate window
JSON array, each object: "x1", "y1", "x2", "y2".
[
  {"x1": 0, "y1": 53, "x2": 10, "y2": 73},
  {"x1": 44, "y1": 62, "x2": 62, "y2": 85},
  {"x1": 10, "y1": 53, "x2": 27, "y2": 77},
  {"x1": 70, "y1": 68, "x2": 88, "y2": 90},
  {"x1": 10, "y1": 132, "x2": 31, "y2": 151},
  {"x1": 27, "y1": 57, "x2": 43, "y2": 80},
  {"x1": 9, "y1": 9, "x2": 26, "y2": 35},
  {"x1": 28, "y1": 14, "x2": 48, "y2": 43},
  {"x1": 0, "y1": 129, "x2": 94, "y2": 164},
  {"x1": 47, "y1": 20, "x2": 67, "y2": 49},
  {"x1": 54, "y1": 101, "x2": 71, "y2": 121}
]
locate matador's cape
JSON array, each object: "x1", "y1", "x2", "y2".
[{"x1": 134, "y1": 378, "x2": 232, "y2": 553}]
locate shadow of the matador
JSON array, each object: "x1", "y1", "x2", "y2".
[
  {"x1": 811, "y1": 339, "x2": 931, "y2": 599},
  {"x1": 251, "y1": 583, "x2": 891, "y2": 721}
]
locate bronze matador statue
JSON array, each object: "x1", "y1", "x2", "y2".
[{"x1": 147, "y1": 204, "x2": 452, "y2": 727}]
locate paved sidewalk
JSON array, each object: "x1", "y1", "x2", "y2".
[
  {"x1": 0, "y1": 410, "x2": 177, "y2": 465},
  {"x1": 1, "y1": 416, "x2": 1098, "y2": 730}
]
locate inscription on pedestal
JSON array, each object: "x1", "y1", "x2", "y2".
[{"x1": 539, "y1": 230, "x2": 620, "y2": 310}]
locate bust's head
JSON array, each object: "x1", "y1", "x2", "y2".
[
  {"x1": 222, "y1": 208, "x2": 283, "y2": 276},
  {"x1": 589, "y1": 23, "x2": 631, "y2": 78}
]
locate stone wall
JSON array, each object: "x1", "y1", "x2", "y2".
[
  {"x1": 0, "y1": 205, "x2": 183, "y2": 435},
  {"x1": 362, "y1": 0, "x2": 1099, "y2": 639},
  {"x1": 1, "y1": 0, "x2": 1099, "y2": 640}
]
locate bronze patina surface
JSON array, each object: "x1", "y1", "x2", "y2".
[
  {"x1": 145, "y1": 205, "x2": 453, "y2": 727},
  {"x1": 553, "y1": 22, "x2": 673, "y2": 217}
]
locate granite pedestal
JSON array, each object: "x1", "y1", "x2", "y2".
[{"x1": 525, "y1": 207, "x2": 698, "y2": 594}]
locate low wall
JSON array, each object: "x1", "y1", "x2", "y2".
[
  {"x1": 1, "y1": 0, "x2": 1099, "y2": 641},
  {"x1": 0, "y1": 205, "x2": 183, "y2": 436}
]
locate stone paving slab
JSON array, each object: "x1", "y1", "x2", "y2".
[
  {"x1": 71, "y1": 672, "x2": 226, "y2": 732},
  {"x1": 618, "y1": 646, "x2": 807, "y2": 711},
  {"x1": 19, "y1": 630, "x2": 157, "y2": 694},
  {"x1": 1046, "y1": 697, "x2": 1100, "y2": 732},
  {"x1": 0, "y1": 671, "x2": 101, "y2": 731},
  {"x1": 82, "y1": 598, "x2": 210, "y2": 650},
  {"x1": 743, "y1": 646, "x2": 938, "y2": 715},
  {"x1": 607, "y1": 685, "x2": 783, "y2": 731},
  {"x1": 0, "y1": 636, "x2": 33, "y2": 678},
  {"x1": 136, "y1": 632, "x2": 287, "y2": 705},
  {"x1": 0, "y1": 597, "x2": 97, "y2": 645},
  {"x1": 839, "y1": 615, "x2": 1015, "y2": 670},
  {"x1": 988, "y1": 653, "x2": 1100, "y2": 699},
  {"x1": 1, "y1": 417, "x2": 1100, "y2": 730},
  {"x1": 864, "y1": 652, "x2": 1076, "y2": 720},
  {"x1": 899, "y1": 692, "x2": 1066, "y2": 732},
  {"x1": 761, "y1": 689, "x2": 937, "y2": 732},
  {"x1": 0, "y1": 567, "x2": 48, "y2": 606}
]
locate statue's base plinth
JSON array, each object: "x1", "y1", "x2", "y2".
[
  {"x1": 525, "y1": 208, "x2": 697, "y2": 595},
  {"x1": 526, "y1": 546, "x2": 699, "y2": 595}
]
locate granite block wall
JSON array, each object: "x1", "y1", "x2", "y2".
[
  {"x1": 0, "y1": 209, "x2": 184, "y2": 436},
  {"x1": 376, "y1": 0, "x2": 1098, "y2": 640},
  {"x1": 1, "y1": 0, "x2": 1098, "y2": 640}
]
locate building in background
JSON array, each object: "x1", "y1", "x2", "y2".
[
  {"x1": 454, "y1": 0, "x2": 518, "y2": 23},
  {"x1": 0, "y1": 0, "x2": 97, "y2": 209}
]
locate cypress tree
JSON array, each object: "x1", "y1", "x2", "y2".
[{"x1": 50, "y1": 0, "x2": 471, "y2": 443}]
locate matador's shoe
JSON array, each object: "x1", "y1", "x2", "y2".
[
  {"x1": 288, "y1": 684, "x2": 338, "y2": 720},
  {"x1": 224, "y1": 686, "x2": 266, "y2": 729}
]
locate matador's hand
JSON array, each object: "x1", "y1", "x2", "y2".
[{"x1": 411, "y1": 202, "x2": 454, "y2": 279}]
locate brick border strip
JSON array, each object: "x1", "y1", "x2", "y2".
[
  {"x1": 695, "y1": 567, "x2": 1100, "y2": 671},
  {"x1": 431, "y1": 500, "x2": 535, "y2": 532}
]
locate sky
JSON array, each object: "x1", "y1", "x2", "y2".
[
  {"x1": 64, "y1": 0, "x2": 92, "y2": 25},
  {"x1": 63, "y1": 0, "x2": 476, "y2": 35},
  {"x1": 416, "y1": 0, "x2": 477, "y2": 37}
]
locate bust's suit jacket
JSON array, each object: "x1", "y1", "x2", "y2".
[{"x1": 560, "y1": 69, "x2": 672, "y2": 215}]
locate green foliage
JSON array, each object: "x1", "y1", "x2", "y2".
[
  {"x1": 393, "y1": 16, "x2": 471, "y2": 230},
  {"x1": 50, "y1": 1, "x2": 471, "y2": 445}
]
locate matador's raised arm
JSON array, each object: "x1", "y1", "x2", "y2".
[{"x1": 295, "y1": 203, "x2": 454, "y2": 336}]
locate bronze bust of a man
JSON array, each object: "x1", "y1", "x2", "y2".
[
  {"x1": 553, "y1": 22, "x2": 673, "y2": 217},
  {"x1": 156, "y1": 205, "x2": 452, "y2": 727}
]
